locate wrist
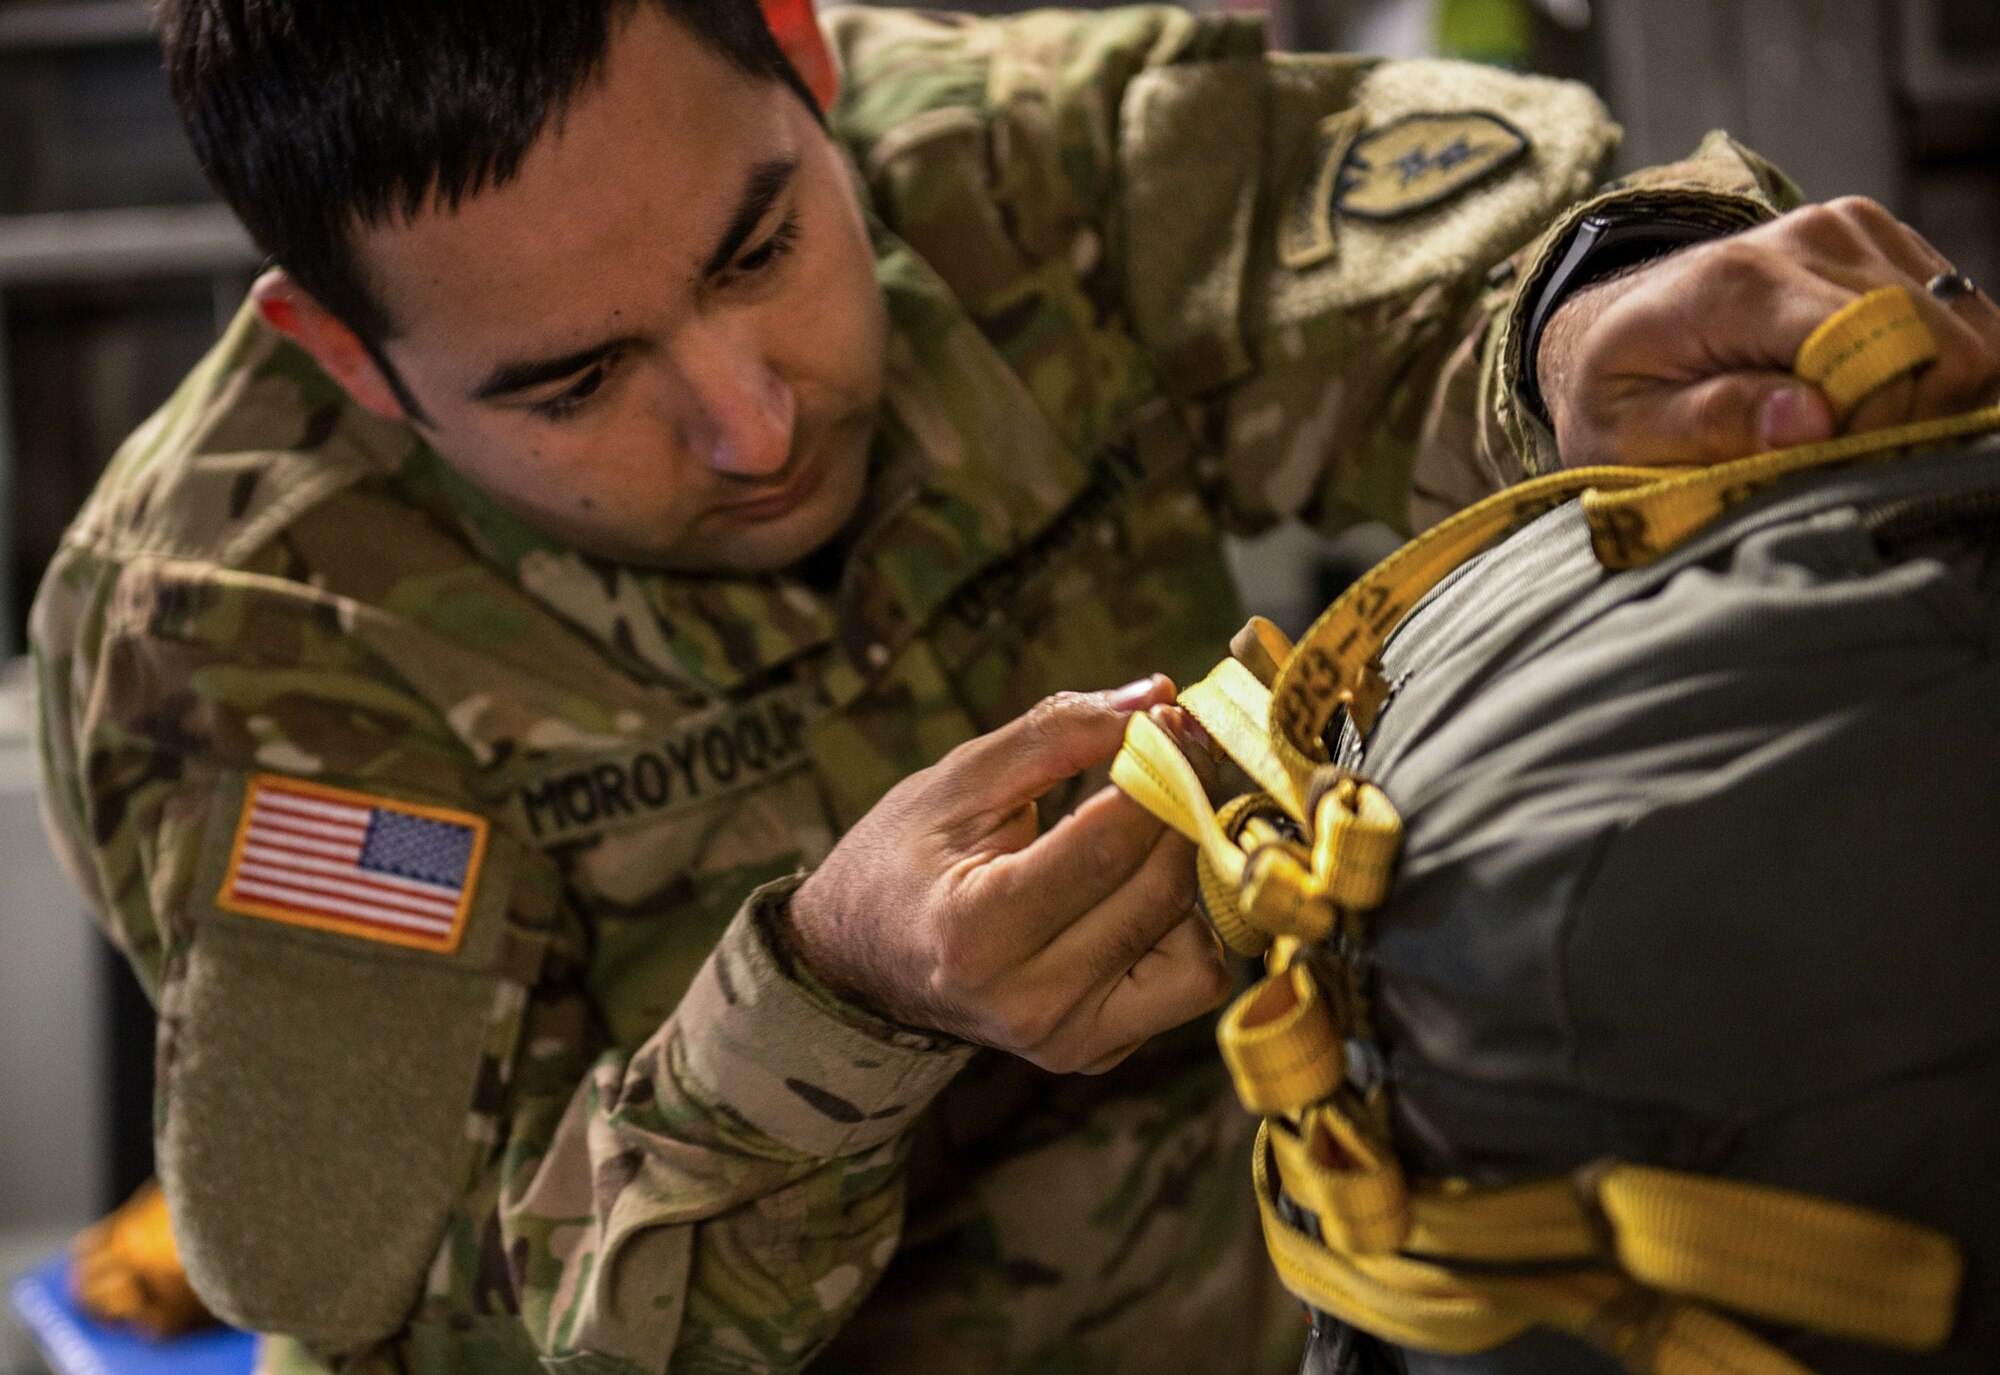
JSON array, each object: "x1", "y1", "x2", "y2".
[
  {"x1": 1517, "y1": 212, "x2": 1729, "y2": 428},
  {"x1": 767, "y1": 872, "x2": 939, "y2": 1041},
  {"x1": 675, "y1": 883, "x2": 972, "y2": 1160}
]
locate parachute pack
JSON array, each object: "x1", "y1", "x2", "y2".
[{"x1": 1113, "y1": 377, "x2": 2000, "y2": 1374}]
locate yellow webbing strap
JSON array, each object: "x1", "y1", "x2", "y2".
[
  {"x1": 1217, "y1": 964, "x2": 1347, "y2": 1115},
  {"x1": 1266, "y1": 397, "x2": 2000, "y2": 763},
  {"x1": 1583, "y1": 402, "x2": 2000, "y2": 569},
  {"x1": 1109, "y1": 322, "x2": 1993, "y2": 1369},
  {"x1": 1793, "y1": 285, "x2": 1939, "y2": 419},
  {"x1": 1259, "y1": 1124, "x2": 1962, "y2": 1370},
  {"x1": 1179, "y1": 656, "x2": 1311, "y2": 818},
  {"x1": 1597, "y1": 1165, "x2": 1963, "y2": 1351}
]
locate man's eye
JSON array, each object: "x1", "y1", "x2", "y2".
[
  {"x1": 530, "y1": 362, "x2": 612, "y2": 421},
  {"x1": 731, "y1": 214, "x2": 801, "y2": 279}
]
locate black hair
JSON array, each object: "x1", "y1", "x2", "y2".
[{"x1": 158, "y1": 0, "x2": 818, "y2": 365}]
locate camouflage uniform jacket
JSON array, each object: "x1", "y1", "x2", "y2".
[{"x1": 30, "y1": 8, "x2": 1795, "y2": 1373}]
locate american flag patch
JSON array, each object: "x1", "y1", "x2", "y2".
[{"x1": 218, "y1": 775, "x2": 489, "y2": 954}]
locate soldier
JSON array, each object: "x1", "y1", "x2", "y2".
[{"x1": 27, "y1": 0, "x2": 1999, "y2": 1372}]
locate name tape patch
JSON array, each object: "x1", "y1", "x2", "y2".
[
  {"x1": 218, "y1": 775, "x2": 489, "y2": 954},
  {"x1": 1333, "y1": 110, "x2": 1530, "y2": 221},
  {"x1": 511, "y1": 685, "x2": 814, "y2": 844}
]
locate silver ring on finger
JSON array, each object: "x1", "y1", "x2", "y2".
[{"x1": 1927, "y1": 269, "x2": 1979, "y2": 303}]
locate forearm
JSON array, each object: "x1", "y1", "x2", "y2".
[{"x1": 433, "y1": 880, "x2": 972, "y2": 1373}]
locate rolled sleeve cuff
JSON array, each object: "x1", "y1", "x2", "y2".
[
  {"x1": 1490, "y1": 131, "x2": 1798, "y2": 475},
  {"x1": 673, "y1": 874, "x2": 974, "y2": 1160}
]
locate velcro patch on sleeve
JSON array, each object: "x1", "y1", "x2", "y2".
[
  {"x1": 217, "y1": 774, "x2": 489, "y2": 955},
  {"x1": 1334, "y1": 110, "x2": 1530, "y2": 220},
  {"x1": 1279, "y1": 108, "x2": 1366, "y2": 271}
]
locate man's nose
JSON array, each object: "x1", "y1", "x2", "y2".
[{"x1": 672, "y1": 318, "x2": 795, "y2": 480}]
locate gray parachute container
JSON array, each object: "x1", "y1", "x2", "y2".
[{"x1": 1321, "y1": 434, "x2": 2000, "y2": 1374}]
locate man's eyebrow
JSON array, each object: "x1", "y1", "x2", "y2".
[
  {"x1": 700, "y1": 156, "x2": 799, "y2": 278},
  {"x1": 472, "y1": 338, "x2": 642, "y2": 403},
  {"x1": 469, "y1": 157, "x2": 799, "y2": 405}
]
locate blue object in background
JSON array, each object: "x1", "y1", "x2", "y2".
[{"x1": 8, "y1": 1255, "x2": 255, "y2": 1375}]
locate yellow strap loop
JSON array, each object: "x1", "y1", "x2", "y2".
[
  {"x1": 1217, "y1": 965, "x2": 1346, "y2": 1115},
  {"x1": 1793, "y1": 285, "x2": 1939, "y2": 419},
  {"x1": 1198, "y1": 794, "x2": 1274, "y2": 956},
  {"x1": 1180, "y1": 656, "x2": 1313, "y2": 820},
  {"x1": 1273, "y1": 1103, "x2": 1411, "y2": 1255},
  {"x1": 1311, "y1": 776, "x2": 1402, "y2": 911}
]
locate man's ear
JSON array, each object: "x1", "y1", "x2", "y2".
[{"x1": 249, "y1": 269, "x2": 410, "y2": 422}]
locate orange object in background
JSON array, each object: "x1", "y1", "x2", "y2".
[
  {"x1": 70, "y1": 1180, "x2": 217, "y2": 1339},
  {"x1": 762, "y1": 0, "x2": 838, "y2": 110}
]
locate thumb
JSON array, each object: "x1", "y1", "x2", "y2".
[
  {"x1": 1602, "y1": 372, "x2": 1834, "y2": 465},
  {"x1": 946, "y1": 676, "x2": 1175, "y2": 815}
]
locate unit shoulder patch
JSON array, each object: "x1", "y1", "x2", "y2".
[
  {"x1": 217, "y1": 774, "x2": 489, "y2": 955},
  {"x1": 1333, "y1": 110, "x2": 1530, "y2": 221}
]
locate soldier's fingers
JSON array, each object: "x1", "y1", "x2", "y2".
[
  {"x1": 939, "y1": 679, "x2": 1174, "y2": 837},
  {"x1": 1024, "y1": 827, "x2": 1201, "y2": 1001},
  {"x1": 971, "y1": 782, "x2": 1168, "y2": 952},
  {"x1": 1585, "y1": 370, "x2": 1833, "y2": 467},
  {"x1": 1067, "y1": 913, "x2": 1230, "y2": 1070},
  {"x1": 1903, "y1": 293, "x2": 2000, "y2": 424},
  {"x1": 1074, "y1": 1039, "x2": 1145, "y2": 1076},
  {"x1": 1774, "y1": 201, "x2": 2000, "y2": 426},
  {"x1": 1148, "y1": 704, "x2": 1220, "y2": 799}
]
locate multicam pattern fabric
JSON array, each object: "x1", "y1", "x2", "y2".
[{"x1": 30, "y1": 7, "x2": 1790, "y2": 1372}]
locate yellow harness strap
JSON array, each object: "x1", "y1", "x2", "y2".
[
  {"x1": 1112, "y1": 320, "x2": 1996, "y2": 1371},
  {"x1": 1793, "y1": 286, "x2": 1940, "y2": 419}
]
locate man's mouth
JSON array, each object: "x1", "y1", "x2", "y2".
[{"x1": 720, "y1": 440, "x2": 824, "y2": 522}]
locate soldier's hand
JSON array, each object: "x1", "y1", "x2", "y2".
[
  {"x1": 783, "y1": 678, "x2": 1231, "y2": 1074},
  {"x1": 1538, "y1": 197, "x2": 2000, "y2": 467}
]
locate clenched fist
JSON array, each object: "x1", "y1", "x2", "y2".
[
  {"x1": 1539, "y1": 196, "x2": 2000, "y2": 466},
  {"x1": 782, "y1": 677, "x2": 1231, "y2": 1075}
]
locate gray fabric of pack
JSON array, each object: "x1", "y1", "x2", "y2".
[{"x1": 1321, "y1": 435, "x2": 2000, "y2": 1375}]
